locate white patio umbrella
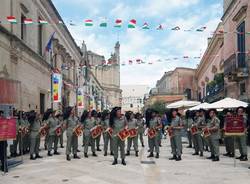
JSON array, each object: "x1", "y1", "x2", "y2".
[
  {"x1": 206, "y1": 97, "x2": 248, "y2": 109},
  {"x1": 166, "y1": 100, "x2": 201, "y2": 109},
  {"x1": 189, "y1": 102, "x2": 210, "y2": 111}
]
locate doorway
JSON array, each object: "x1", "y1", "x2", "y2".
[{"x1": 40, "y1": 93, "x2": 45, "y2": 114}]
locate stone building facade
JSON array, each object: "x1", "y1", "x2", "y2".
[
  {"x1": 0, "y1": 0, "x2": 85, "y2": 114},
  {"x1": 87, "y1": 42, "x2": 122, "y2": 108},
  {"x1": 196, "y1": 23, "x2": 224, "y2": 103},
  {"x1": 222, "y1": 0, "x2": 250, "y2": 102},
  {"x1": 155, "y1": 67, "x2": 196, "y2": 100}
]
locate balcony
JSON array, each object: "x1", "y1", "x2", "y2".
[
  {"x1": 203, "y1": 73, "x2": 224, "y2": 103},
  {"x1": 224, "y1": 53, "x2": 249, "y2": 82}
]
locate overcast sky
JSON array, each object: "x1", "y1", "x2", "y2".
[{"x1": 52, "y1": 0, "x2": 223, "y2": 87}]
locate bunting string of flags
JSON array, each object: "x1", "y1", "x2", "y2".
[
  {"x1": 2, "y1": 16, "x2": 250, "y2": 35},
  {"x1": 57, "y1": 50, "x2": 250, "y2": 70}
]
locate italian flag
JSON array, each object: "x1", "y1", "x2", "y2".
[
  {"x1": 39, "y1": 19, "x2": 48, "y2": 24},
  {"x1": 7, "y1": 16, "x2": 17, "y2": 23},
  {"x1": 128, "y1": 19, "x2": 136, "y2": 28},
  {"x1": 85, "y1": 19, "x2": 93, "y2": 26},
  {"x1": 142, "y1": 22, "x2": 149, "y2": 29},
  {"x1": 100, "y1": 20, "x2": 107, "y2": 27},
  {"x1": 114, "y1": 19, "x2": 122, "y2": 28},
  {"x1": 24, "y1": 18, "x2": 33, "y2": 25}
]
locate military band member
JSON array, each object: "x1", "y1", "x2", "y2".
[
  {"x1": 223, "y1": 110, "x2": 235, "y2": 157},
  {"x1": 64, "y1": 107, "x2": 80, "y2": 161},
  {"x1": 192, "y1": 110, "x2": 205, "y2": 157},
  {"x1": 235, "y1": 107, "x2": 248, "y2": 161},
  {"x1": 101, "y1": 110, "x2": 113, "y2": 156},
  {"x1": 81, "y1": 110, "x2": 98, "y2": 158},
  {"x1": 125, "y1": 111, "x2": 139, "y2": 157},
  {"x1": 146, "y1": 109, "x2": 161, "y2": 159},
  {"x1": 44, "y1": 109, "x2": 60, "y2": 156},
  {"x1": 169, "y1": 109, "x2": 183, "y2": 161},
  {"x1": 199, "y1": 110, "x2": 209, "y2": 151},
  {"x1": 135, "y1": 113, "x2": 144, "y2": 147},
  {"x1": 58, "y1": 113, "x2": 65, "y2": 148},
  {"x1": 23, "y1": 112, "x2": 30, "y2": 154},
  {"x1": 184, "y1": 110, "x2": 193, "y2": 148},
  {"x1": 206, "y1": 109, "x2": 220, "y2": 161},
  {"x1": 29, "y1": 111, "x2": 43, "y2": 160},
  {"x1": 110, "y1": 107, "x2": 127, "y2": 165},
  {"x1": 95, "y1": 112, "x2": 102, "y2": 151}
]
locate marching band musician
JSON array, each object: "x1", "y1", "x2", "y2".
[
  {"x1": 64, "y1": 106, "x2": 81, "y2": 161},
  {"x1": 235, "y1": 107, "x2": 248, "y2": 161},
  {"x1": 101, "y1": 110, "x2": 113, "y2": 156},
  {"x1": 135, "y1": 113, "x2": 145, "y2": 147},
  {"x1": 58, "y1": 113, "x2": 65, "y2": 148},
  {"x1": 192, "y1": 110, "x2": 205, "y2": 157},
  {"x1": 125, "y1": 111, "x2": 139, "y2": 157},
  {"x1": 81, "y1": 110, "x2": 98, "y2": 158},
  {"x1": 184, "y1": 110, "x2": 193, "y2": 148},
  {"x1": 110, "y1": 107, "x2": 127, "y2": 165},
  {"x1": 223, "y1": 110, "x2": 235, "y2": 157},
  {"x1": 146, "y1": 109, "x2": 161, "y2": 159},
  {"x1": 95, "y1": 112, "x2": 102, "y2": 152},
  {"x1": 169, "y1": 109, "x2": 183, "y2": 161},
  {"x1": 206, "y1": 109, "x2": 220, "y2": 161},
  {"x1": 199, "y1": 110, "x2": 209, "y2": 152},
  {"x1": 45, "y1": 109, "x2": 60, "y2": 156},
  {"x1": 23, "y1": 112, "x2": 30, "y2": 154},
  {"x1": 29, "y1": 111, "x2": 43, "y2": 160}
]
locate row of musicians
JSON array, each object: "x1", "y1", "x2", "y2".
[{"x1": 184, "y1": 107, "x2": 248, "y2": 161}]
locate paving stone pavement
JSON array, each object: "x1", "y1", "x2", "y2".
[{"x1": 1, "y1": 136, "x2": 250, "y2": 184}]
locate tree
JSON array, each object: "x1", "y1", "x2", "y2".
[{"x1": 149, "y1": 101, "x2": 166, "y2": 115}]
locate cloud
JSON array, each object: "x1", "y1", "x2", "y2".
[{"x1": 137, "y1": 0, "x2": 200, "y2": 18}]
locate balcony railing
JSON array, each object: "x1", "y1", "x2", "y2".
[
  {"x1": 224, "y1": 53, "x2": 249, "y2": 82},
  {"x1": 203, "y1": 82, "x2": 224, "y2": 103}
]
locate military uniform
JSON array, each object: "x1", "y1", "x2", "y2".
[
  {"x1": 126, "y1": 119, "x2": 139, "y2": 156},
  {"x1": 47, "y1": 117, "x2": 59, "y2": 155},
  {"x1": 170, "y1": 116, "x2": 183, "y2": 160},
  {"x1": 223, "y1": 116, "x2": 234, "y2": 156},
  {"x1": 193, "y1": 116, "x2": 205, "y2": 155},
  {"x1": 95, "y1": 118, "x2": 102, "y2": 151},
  {"x1": 137, "y1": 119, "x2": 144, "y2": 147},
  {"x1": 207, "y1": 116, "x2": 220, "y2": 161},
  {"x1": 112, "y1": 117, "x2": 127, "y2": 160},
  {"x1": 23, "y1": 118, "x2": 30, "y2": 153},
  {"x1": 184, "y1": 117, "x2": 193, "y2": 148},
  {"x1": 59, "y1": 123, "x2": 65, "y2": 148},
  {"x1": 148, "y1": 117, "x2": 161, "y2": 158},
  {"x1": 65, "y1": 116, "x2": 79, "y2": 157},
  {"x1": 102, "y1": 119, "x2": 113, "y2": 155},
  {"x1": 83, "y1": 118, "x2": 97, "y2": 156},
  {"x1": 30, "y1": 119, "x2": 41, "y2": 158},
  {"x1": 235, "y1": 115, "x2": 248, "y2": 160}
]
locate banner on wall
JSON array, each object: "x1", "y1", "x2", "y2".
[
  {"x1": 77, "y1": 88, "x2": 84, "y2": 108},
  {"x1": 0, "y1": 117, "x2": 16, "y2": 141},
  {"x1": 52, "y1": 73, "x2": 62, "y2": 103}
]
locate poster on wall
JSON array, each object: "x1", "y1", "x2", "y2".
[
  {"x1": 77, "y1": 88, "x2": 84, "y2": 108},
  {"x1": 52, "y1": 73, "x2": 62, "y2": 103}
]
